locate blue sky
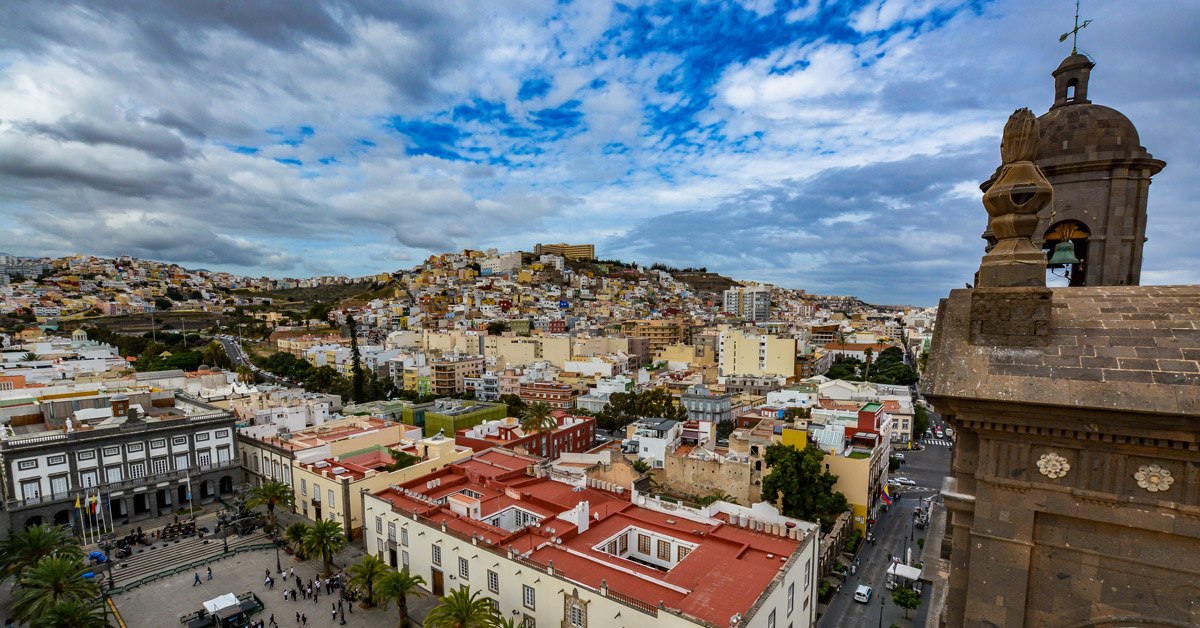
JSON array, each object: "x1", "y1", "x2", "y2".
[{"x1": 0, "y1": 0, "x2": 1196, "y2": 305}]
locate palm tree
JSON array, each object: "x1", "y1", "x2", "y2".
[
  {"x1": 423, "y1": 586, "x2": 500, "y2": 628},
  {"x1": 347, "y1": 554, "x2": 389, "y2": 607},
  {"x1": 836, "y1": 329, "x2": 847, "y2": 360},
  {"x1": 10, "y1": 555, "x2": 99, "y2": 624},
  {"x1": 520, "y1": 401, "x2": 557, "y2": 459},
  {"x1": 863, "y1": 347, "x2": 874, "y2": 381},
  {"x1": 300, "y1": 519, "x2": 347, "y2": 578},
  {"x1": 236, "y1": 364, "x2": 255, "y2": 384},
  {"x1": 0, "y1": 524, "x2": 82, "y2": 584},
  {"x1": 246, "y1": 481, "x2": 295, "y2": 533},
  {"x1": 285, "y1": 522, "x2": 309, "y2": 559},
  {"x1": 22, "y1": 352, "x2": 40, "y2": 362},
  {"x1": 376, "y1": 568, "x2": 427, "y2": 628},
  {"x1": 31, "y1": 599, "x2": 109, "y2": 628}
]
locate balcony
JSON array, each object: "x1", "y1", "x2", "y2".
[{"x1": 5, "y1": 459, "x2": 239, "y2": 510}]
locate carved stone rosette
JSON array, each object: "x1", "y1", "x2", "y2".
[
  {"x1": 1036, "y1": 452, "x2": 1069, "y2": 479},
  {"x1": 1134, "y1": 464, "x2": 1174, "y2": 493}
]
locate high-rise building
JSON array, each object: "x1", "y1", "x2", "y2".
[
  {"x1": 533, "y1": 242, "x2": 595, "y2": 260},
  {"x1": 723, "y1": 284, "x2": 771, "y2": 321}
]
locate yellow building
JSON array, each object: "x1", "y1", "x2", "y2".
[
  {"x1": 654, "y1": 343, "x2": 715, "y2": 367},
  {"x1": 717, "y1": 325, "x2": 796, "y2": 378},
  {"x1": 534, "y1": 242, "x2": 595, "y2": 260},
  {"x1": 292, "y1": 431, "x2": 472, "y2": 538}
]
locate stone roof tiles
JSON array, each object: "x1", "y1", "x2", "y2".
[{"x1": 924, "y1": 285, "x2": 1200, "y2": 416}]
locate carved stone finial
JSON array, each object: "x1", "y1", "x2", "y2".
[{"x1": 977, "y1": 108, "x2": 1053, "y2": 288}]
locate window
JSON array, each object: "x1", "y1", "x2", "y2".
[
  {"x1": 402, "y1": 550, "x2": 409, "y2": 568},
  {"x1": 387, "y1": 522, "x2": 396, "y2": 541},
  {"x1": 151, "y1": 439, "x2": 166, "y2": 449},
  {"x1": 328, "y1": 488, "x2": 334, "y2": 506},
  {"x1": 657, "y1": 539, "x2": 671, "y2": 561},
  {"x1": 20, "y1": 480, "x2": 40, "y2": 500},
  {"x1": 102, "y1": 447, "x2": 120, "y2": 457},
  {"x1": 618, "y1": 533, "x2": 628, "y2": 555},
  {"x1": 522, "y1": 584, "x2": 535, "y2": 610},
  {"x1": 458, "y1": 557, "x2": 469, "y2": 579},
  {"x1": 47, "y1": 455, "x2": 66, "y2": 465},
  {"x1": 105, "y1": 467, "x2": 122, "y2": 483},
  {"x1": 215, "y1": 429, "x2": 230, "y2": 438},
  {"x1": 401, "y1": 526, "x2": 408, "y2": 546},
  {"x1": 195, "y1": 432, "x2": 210, "y2": 442},
  {"x1": 767, "y1": 609, "x2": 776, "y2": 628},
  {"x1": 50, "y1": 475, "x2": 68, "y2": 496},
  {"x1": 677, "y1": 545, "x2": 692, "y2": 561},
  {"x1": 172, "y1": 436, "x2": 187, "y2": 446},
  {"x1": 17, "y1": 460, "x2": 37, "y2": 471},
  {"x1": 80, "y1": 470, "x2": 99, "y2": 488},
  {"x1": 568, "y1": 603, "x2": 584, "y2": 627},
  {"x1": 152, "y1": 458, "x2": 167, "y2": 475},
  {"x1": 313, "y1": 483, "x2": 321, "y2": 502},
  {"x1": 126, "y1": 443, "x2": 144, "y2": 453},
  {"x1": 130, "y1": 462, "x2": 146, "y2": 479},
  {"x1": 638, "y1": 534, "x2": 650, "y2": 555},
  {"x1": 376, "y1": 516, "x2": 383, "y2": 535},
  {"x1": 487, "y1": 570, "x2": 499, "y2": 593},
  {"x1": 803, "y1": 559, "x2": 811, "y2": 589},
  {"x1": 198, "y1": 451, "x2": 211, "y2": 466},
  {"x1": 377, "y1": 539, "x2": 384, "y2": 553},
  {"x1": 431, "y1": 544, "x2": 441, "y2": 566},
  {"x1": 175, "y1": 453, "x2": 190, "y2": 470},
  {"x1": 77, "y1": 450, "x2": 96, "y2": 461},
  {"x1": 302, "y1": 501, "x2": 308, "y2": 516},
  {"x1": 521, "y1": 614, "x2": 535, "y2": 628},
  {"x1": 301, "y1": 479, "x2": 307, "y2": 496}
]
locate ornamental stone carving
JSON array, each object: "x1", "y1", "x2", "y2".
[
  {"x1": 1036, "y1": 452, "x2": 1070, "y2": 479},
  {"x1": 1134, "y1": 464, "x2": 1174, "y2": 493}
]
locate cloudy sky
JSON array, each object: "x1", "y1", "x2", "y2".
[{"x1": 1, "y1": 1, "x2": 1196, "y2": 305}]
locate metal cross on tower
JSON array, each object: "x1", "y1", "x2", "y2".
[{"x1": 1059, "y1": 0, "x2": 1092, "y2": 55}]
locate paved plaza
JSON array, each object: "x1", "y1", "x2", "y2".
[{"x1": 112, "y1": 541, "x2": 439, "y2": 627}]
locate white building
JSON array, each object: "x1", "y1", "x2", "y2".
[{"x1": 362, "y1": 448, "x2": 820, "y2": 628}]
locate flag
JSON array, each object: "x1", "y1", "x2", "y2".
[
  {"x1": 75, "y1": 495, "x2": 82, "y2": 509},
  {"x1": 881, "y1": 485, "x2": 892, "y2": 506},
  {"x1": 90, "y1": 493, "x2": 98, "y2": 515}
]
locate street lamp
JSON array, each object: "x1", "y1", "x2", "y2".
[
  {"x1": 222, "y1": 528, "x2": 229, "y2": 553},
  {"x1": 275, "y1": 537, "x2": 282, "y2": 575},
  {"x1": 878, "y1": 594, "x2": 886, "y2": 628}
]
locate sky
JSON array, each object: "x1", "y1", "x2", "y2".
[{"x1": 0, "y1": 1, "x2": 1197, "y2": 306}]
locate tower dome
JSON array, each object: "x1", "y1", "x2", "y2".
[{"x1": 981, "y1": 53, "x2": 1165, "y2": 287}]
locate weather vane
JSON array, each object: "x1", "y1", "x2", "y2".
[{"x1": 1059, "y1": 0, "x2": 1092, "y2": 55}]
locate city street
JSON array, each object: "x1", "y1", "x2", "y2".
[{"x1": 818, "y1": 426, "x2": 952, "y2": 627}]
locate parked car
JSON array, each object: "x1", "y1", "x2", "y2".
[
  {"x1": 854, "y1": 585, "x2": 873, "y2": 603},
  {"x1": 893, "y1": 477, "x2": 917, "y2": 486},
  {"x1": 893, "y1": 453, "x2": 905, "y2": 461}
]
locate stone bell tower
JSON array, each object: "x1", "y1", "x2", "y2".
[{"x1": 982, "y1": 54, "x2": 1165, "y2": 287}]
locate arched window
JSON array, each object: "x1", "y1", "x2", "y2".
[{"x1": 1066, "y1": 78, "x2": 1078, "y2": 101}]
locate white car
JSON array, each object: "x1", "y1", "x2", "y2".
[
  {"x1": 893, "y1": 477, "x2": 917, "y2": 486},
  {"x1": 893, "y1": 453, "x2": 905, "y2": 461},
  {"x1": 854, "y1": 585, "x2": 872, "y2": 603}
]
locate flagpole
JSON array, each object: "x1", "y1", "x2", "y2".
[
  {"x1": 74, "y1": 494, "x2": 84, "y2": 542},
  {"x1": 82, "y1": 492, "x2": 92, "y2": 546}
]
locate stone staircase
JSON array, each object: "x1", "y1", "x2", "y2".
[{"x1": 105, "y1": 532, "x2": 273, "y2": 592}]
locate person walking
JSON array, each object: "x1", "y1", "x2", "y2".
[
  {"x1": 295, "y1": 612, "x2": 300, "y2": 625},
  {"x1": 284, "y1": 589, "x2": 289, "y2": 602},
  {"x1": 207, "y1": 566, "x2": 213, "y2": 581},
  {"x1": 301, "y1": 614, "x2": 307, "y2": 626},
  {"x1": 331, "y1": 603, "x2": 337, "y2": 621},
  {"x1": 193, "y1": 572, "x2": 202, "y2": 586},
  {"x1": 290, "y1": 567, "x2": 295, "y2": 579}
]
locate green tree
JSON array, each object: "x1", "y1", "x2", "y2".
[
  {"x1": 22, "y1": 352, "x2": 40, "y2": 362},
  {"x1": 31, "y1": 599, "x2": 110, "y2": 628},
  {"x1": 863, "y1": 347, "x2": 874, "y2": 381},
  {"x1": 423, "y1": 586, "x2": 500, "y2": 628},
  {"x1": 10, "y1": 555, "x2": 99, "y2": 624},
  {"x1": 346, "y1": 554, "x2": 389, "y2": 607},
  {"x1": 760, "y1": 443, "x2": 850, "y2": 532},
  {"x1": 696, "y1": 491, "x2": 736, "y2": 506},
  {"x1": 201, "y1": 341, "x2": 231, "y2": 369},
  {"x1": 376, "y1": 568, "x2": 427, "y2": 628},
  {"x1": 520, "y1": 401, "x2": 557, "y2": 459},
  {"x1": 913, "y1": 404, "x2": 930, "y2": 438},
  {"x1": 892, "y1": 587, "x2": 921, "y2": 618},
  {"x1": 499, "y1": 394, "x2": 526, "y2": 418},
  {"x1": 246, "y1": 481, "x2": 295, "y2": 532},
  {"x1": 595, "y1": 388, "x2": 685, "y2": 432},
  {"x1": 285, "y1": 522, "x2": 309, "y2": 559},
  {"x1": 300, "y1": 519, "x2": 348, "y2": 578},
  {"x1": 384, "y1": 449, "x2": 421, "y2": 472},
  {"x1": 348, "y1": 314, "x2": 364, "y2": 404},
  {"x1": 0, "y1": 524, "x2": 82, "y2": 584}
]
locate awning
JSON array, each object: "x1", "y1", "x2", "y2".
[
  {"x1": 887, "y1": 563, "x2": 922, "y2": 581},
  {"x1": 202, "y1": 593, "x2": 239, "y2": 614}
]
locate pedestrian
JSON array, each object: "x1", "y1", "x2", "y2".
[
  {"x1": 207, "y1": 566, "x2": 213, "y2": 581},
  {"x1": 284, "y1": 589, "x2": 289, "y2": 602},
  {"x1": 331, "y1": 603, "x2": 337, "y2": 621},
  {"x1": 290, "y1": 567, "x2": 295, "y2": 579},
  {"x1": 301, "y1": 614, "x2": 307, "y2": 626},
  {"x1": 269, "y1": 615, "x2": 276, "y2": 627},
  {"x1": 295, "y1": 612, "x2": 300, "y2": 625},
  {"x1": 193, "y1": 571, "x2": 202, "y2": 586},
  {"x1": 292, "y1": 587, "x2": 298, "y2": 601}
]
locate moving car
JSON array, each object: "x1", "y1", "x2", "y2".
[
  {"x1": 893, "y1": 453, "x2": 905, "y2": 461},
  {"x1": 854, "y1": 585, "x2": 873, "y2": 603},
  {"x1": 893, "y1": 477, "x2": 917, "y2": 486}
]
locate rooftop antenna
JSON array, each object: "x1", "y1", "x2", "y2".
[{"x1": 1059, "y1": 0, "x2": 1092, "y2": 55}]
